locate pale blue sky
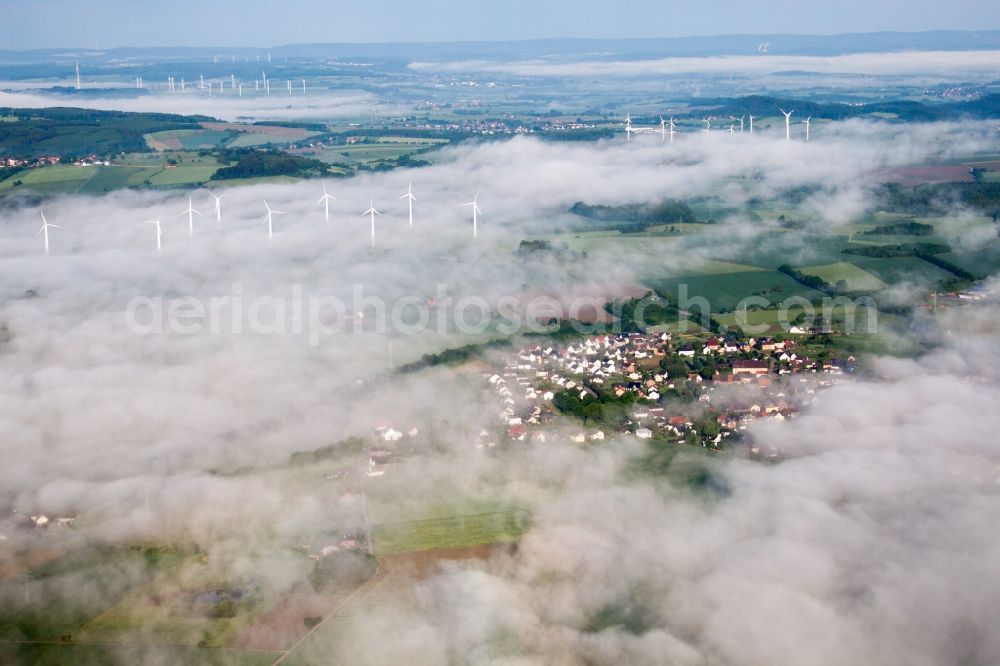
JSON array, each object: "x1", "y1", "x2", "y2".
[{"x1": 2, "y1": 0, "x2": 999, "y2": 50}]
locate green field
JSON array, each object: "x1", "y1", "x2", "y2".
[
  {"x1": 725, "y1": 234, "x2": 855, "y2": 270},
  {"x1": 79, "y1": 166, "x2": 164, "y2": 193},
  {"x1": 800, "y1": 261, "x2": 888, "y2": 291},
  {"x1": 0, "y1": 164, "x2": 98, "y2": 194},
  {"x1": 145, "y1": 129, "x2": 235, "y2": 151},
  {"x1": 149, "y1": 164, "x2": 221, "y2": 186},
  {"x1": 936, "y1": 245, "x2": 1000, "y2": 278},
  {"x1": 653, "y1": 270, "x2": 827, "y2": 312},
  {"x1": 372, "y1": 509, "x2": 530, "y2": 555},
  {"x1": 845, "y1": 256, "x2": 953, "y2": 285},
  {"x1": 318, "y1": 144, "x2": 417, "y2": 163},
  {"x1": 226, "y1": 134, "x2": 286, "y2": 148}
]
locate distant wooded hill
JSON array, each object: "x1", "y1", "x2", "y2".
[{"x1": 0, "y1": 107, "x2": 213, "y2": 158}]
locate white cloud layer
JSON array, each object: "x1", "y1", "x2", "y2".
[{"x1": 411, "y1": 49, "x2": 1000, "y2": 78}]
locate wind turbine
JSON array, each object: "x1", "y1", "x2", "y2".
[
  {"x1": 179, "y1": 196, "x2": 201, "y2": 238},
  {"x1": 781, "y1": 109, "x2": 794, "y2": 141},
  {"x1": 263, "y1": 199, "x2": 285, "y2": 240},
  {"x1": 463, "y1": 193, "x2": 482, "y2": 240},
  {"x1": 147, "y1": 218, "x2": 162, "y2": 252},
  {"x1": 37, "y1": 211, "x2": 60, "y2": 255},
  {"x1": 803, "y1": 116, "x2": 812, "y2": 142},
  {"x1": 317, "y1": 182, "x2": 336, "y2": 222},
  {"x1": 740, "y1": 115, "x2": 746, "y2": 133},
  {"x1": 400, "y1": 181, "x2": 416, "y2": 228},
  {"x1": 362, "y1": 200, "x2": 381, "y2": 247},
  {"x1": 210, "y1": 191, "x2": 225, "y2": 224},
  {"x1": 659, "y1": 116, "x2": 667, "y2": 142},
  {"x1": 701, "y1": 118, "x2": 711, "y2": 134},
  {"x1": 727, "y1": 124, "x2": 736, "y2": 135},
  {"x1": 749, "y1": 114, "x2": 755, "y2": 134},
  {"x1": 625, "y1": 113, "x2": 632, "y2": 142},
  {"x1": 668, "y1": 116, "x2": 677, "y2": 143},
  {"x1": 75, "y1": 63, "x2": 81, "y2": 90}
]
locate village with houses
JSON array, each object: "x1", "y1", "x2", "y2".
[{"x1": 479, "y1": 329, "x2": 856, "y2": 456}]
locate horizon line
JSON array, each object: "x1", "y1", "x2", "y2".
[{"x1": 4, "y1": 28, "x2": 1000, "y2": 54}]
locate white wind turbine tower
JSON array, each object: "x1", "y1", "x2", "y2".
[
  {"x1": 179, "y1": 196, "x2": 201, "y2": 238},
  {"x1": 701, "y1": 118, "x2": 711, "y2": 134},
  {"x1": 668, "y1": 117, "x2": 677, "y2": 143},
  {"x1": 659, "y1": 116, "x2": 667, "y2": 141},
  {"x1": 749, "y1": 114, "x2": 755, "y2": 134},
  {"x1": 400, "y1": 181, "x2": 416, "y2": 227},
  {"x1": 803, "y1": 116, "x2": 812, "y2": 142},
  {"x1": 75, "y1": 63, "x2": 81, "y2": 90},
  {"x1": 37, "y1": 211, "x2": 60, "y2": 255},
  {"x1": 781, "y1": 109, "x2": 794, "y2": 141},
  {"x1": 210, "y1": 191, "x2": 226, "y2": 224},
  {"x1": 362, "y1": 200, "x2": 382, "y2": 247},
  {"x1": 727, "y1": 124, "x2": 735, "y2": 135},
  {"x1": 740, "y1": 115, "x2": 746, "y2": 133},
  {"x1": 625, "y1": 113, "x2": 632, "y2": 142},
  {"x1": 317, "y1": 182, "x2": 336, "y2": 222},
  {"x1": 147, "y1": 218, "x2": 163, "y2": 252},
  {"x1": 263, "y1": 199, "x2": 285, "y2": 240},
  {"x1": 463, "y1": 193, "x2": 482, "y2": 240}
]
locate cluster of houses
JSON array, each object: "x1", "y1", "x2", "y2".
[
  {"x1": 481, "y1": 330, "x2": 853, "y2": 447},
  {"x1": 366, "y1": 423, "x2": 421, "y2": 477},
  {"x1": 0, "y1": 512, "x2": 77, "y2": 541},
  {"x1": 2, "y1": 155, "x2": 110, "y2": 169},
  {"x1": 2, "y1": 155, "x2": 61, "y2": 168}
]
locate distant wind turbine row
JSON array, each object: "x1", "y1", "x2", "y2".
[
  {"x1": 31, "y1": 183, "x2": 484, "y2": 254},
  {"x1": 626, "y1": 109, "x2": 813, "y2": 141}
]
